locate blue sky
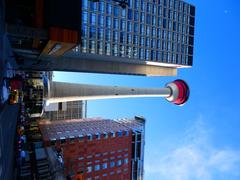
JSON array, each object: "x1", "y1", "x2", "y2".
[{"x1": 54, "y1": 0, "x2": 240, "y2": 179}]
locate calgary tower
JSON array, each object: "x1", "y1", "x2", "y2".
[{"x1": 44, "y1": 79, "x2": 190, "y2": 107}]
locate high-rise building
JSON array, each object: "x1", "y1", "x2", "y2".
[
  {"x1": 78, "y1": 0, "x2": 195, "y2": 66},
  {"x1": 5, "y1": 0, "x2": 195, "y2": 76},
  {"x1": 39, "y1": 117, "x2": 145, "y2": 180},
  {"x1": 44, "y1": 101, "x2": 87, "y2": 120},
  {"x1": 117, "y1": 117, "x2": 145, "y2": 180}
]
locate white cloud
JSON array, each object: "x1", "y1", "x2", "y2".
[
  {"x1": 224, "y1": 10, "x2": 229, "y2": 14},
  {"x1": 145, "y1": 117, "x2": 240, "y2": 180}
]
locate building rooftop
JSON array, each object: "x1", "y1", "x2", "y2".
[{"x1": 39, "y1": 118, "x2": 131, "y2": 141}]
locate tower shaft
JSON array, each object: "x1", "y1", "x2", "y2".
[{"x1": 46, "y1": 81, "x2": 171, "y2": 104}]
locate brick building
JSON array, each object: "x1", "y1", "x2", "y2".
[{"x1": 39, "y1": 117, "x2": 145, "y2": 180}]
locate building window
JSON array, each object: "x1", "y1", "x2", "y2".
[
  {"x1": 146, "y1": 38, "x2": 150, "y2": 47},
  {"x1": 120, "y1": 20, "x2": 126, "y2": 31},
  {"x1": 133, "y1": 35, "x2": 138, "y2": 45},
  {"x1": 122, "y1": 8, "x2": 126, "y2": 17},
  {"x1": 134, "y1": 11, "x2": 139, "y2": 21},
  {"x1": 152, "y1": 16, "x2": 156, "y2": 26},
  {"x1": 126, "y1": 46, "x2": 132, "y2": 58},
  {"x1": 87, "y1": 134, "x2": 93, "y2": 141},
  {"x1": 146, "y1": 26, "x2": 150, "y2": 36},
  {"x1": 89, "y1": 40, "x2": 95, "y2": 53},
  {"x1": 106, "y1": 43, "x2": 111, "y2": 55},
  {"x1": 134, "y1": 23, "x2": 138, "y2": 33},
  {"x1": 139, "y1": 37, "x2": 144, "y2": 46},
  {"x1": 110, "y1": 151, "x2": 115, "y2": 155},
  {"x1": 78, "y1": 156, "x2": 84, "y2": 160},
  {"x1": 147, "y1": 2, "x2": 151, "y2": 13},
  {"x1": 82, "y1": 12, "x2": 88, "y2": 24},
  {"x1": 118, "y1": 131, "x2": 123, "y2": 137},
  {"x1": 87, "y1": 155, "x2": 93, "y2": 159},
  {"x1": 98, "y1": 2, "x2": 104, "y2": 12},
  {"x1": 98, "y1": 28, "x2": 104, "y2": 39},
  {"x1": 50, "y1": 138, "x2": 56, "y2": 146},
  {"x1": 127, "y1": 23, "x2": 132, "y2": 32},
  {"x1": 106, "y1": 16, "x2": 111, "y2": 28},
  {"x1": 114, "y1": 6, "x2": 119, "y2": 17},
  {"x1": 110, "y1": 161, "x2": 115, "y2": 168},
  {"x1": 95, "y1": 153, "x2": 101, "y2": 157},
  {"x1": 105, "y1": 30, "x2": 111, "y2": 41},
  {"x1": 127, "y1": 34, "x2": 132, "y2": 44},
  {"x1": 82, "y1": 0, "x2": 88, "y2": 10},
  {"x1": 125, "y1": 131, "x2": 129, "y2": 136},
  {"x1": 120, "y1": 45, "x2": 125, "y2": 57},
  {"x1": 104, "y1": 132, "x2": 108, "y2": 139},
  {"x1": 69, "y1": 136, "x2": 75, "y2": 144},
  {"x1": 117, "y1": 169, "x2": 122, "y2": 174},
  {"x1": 124, "y1": 158, "x2": 128, "y2": 164},
  {"x1": 141, "y1": 0, "x2": 145, "y2": 10},
  {"x1": 102, "y1": 162, "x2": 107, "y2": 169},
  {"x1": 97, "y1": 42, "x2": 103, "y2": 54},
  {"x1": 103, "y1": 173, "x2": 107, "y2": 177},
  {"x1": 98, "y1": 15, "x2": 104, "y2": 26},
  {"x1": 106, "y1": 3, "x2": 112, "y2": 14},
  {"x1": 96, "y1": 133, "x2": 100, "y2": 140},
  {"x1": 111, "y1": 132, "x2": 115, "y2": 138},
  {"x1": 128, "y1": 9, "x2": 132, "y2": 20},
  {"x1": 103, "y1": 152, "x2": 108, "y2": 156},
  {"x1": 90, "y1": 13, "x2": 96, "y2": 25},
  {"x1": 133, "y1": 47, "x2": 137, "y2": 58},
  {"x1": 140, "y1": 25, "x2": 144, "y2": 35},
  {"x1": 163, "y1": 19, "x2": 167, "y2": 28},
  {"x1": 117, "y1": 160, "x2": 122, "y2": 166},
  {"x1": 113, "y1": 44, "x2": 118, "y2": 56},
  {"x1": 151, "y1": 50, "x2": 156, "y2": 60},
  {"x1": 60, "y1": 137, "x2": 66, "y2": 144},
  {"x1": 146, "y1": 14, "x2": 150, "y2": 24},
  {"x1": 95, "y1": 164, "x2": 100, "y2": 171},
  {"x1": 87, "y1": 166, "x2": 92, "y2": 173},
  {"x1": 152, "y1": 28, "x2": 156, "y2": 37},
  {"x1": 90, "y1": 2, "x2": 97, "y2": 11},
  {"x1": 113, "y1": 18, "x2": 119, "y2": 29},
  {"x1": 145, "y1": 50, "x2": 150, "y2": 60},
  {"x1": 89, "y1": 27, "x2": 96, "y2": 39}
]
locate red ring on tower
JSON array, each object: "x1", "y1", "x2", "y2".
[{"x1": 172, "y1": 79, "x2": 190, "y2": 106}]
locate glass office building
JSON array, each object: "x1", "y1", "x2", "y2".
[{"x1": 80, "y1": 0, "x2": 195, "y2": 66}]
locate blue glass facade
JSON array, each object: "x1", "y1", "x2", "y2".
[{"x1": 80, "y1": 0, "x2": 195, "y2": 66}]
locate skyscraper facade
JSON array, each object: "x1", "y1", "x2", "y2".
[
  {"x1": 44, "y1": 101, "x2": 87, "y2": 121},
  {"x1": 5, "y1": 0, "x2": 195, "y2": 76},
  {"x1": 39, "y1": 117, "x2": 145, "y2": 180},
  {"x1": 78, "y1": 0, "x2": 195, "y2": 66},
  {"x1": 117, "y1": 117, "x2": 145, "y2": 180}
]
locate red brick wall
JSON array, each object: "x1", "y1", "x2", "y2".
[{"x1": 43, "y1": 132, "x2": 132, "y2": 180}]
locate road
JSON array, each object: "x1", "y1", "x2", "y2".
[{"x1": 0, "y1": 103, "x2": 20, "y2": 180}]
